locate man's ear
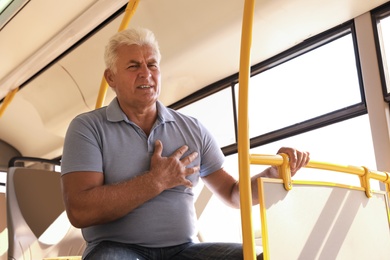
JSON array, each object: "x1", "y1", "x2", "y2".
[{"x1": 104, "y1": 69, "x2": 115, "y2": 87}]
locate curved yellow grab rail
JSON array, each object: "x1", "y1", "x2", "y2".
[
  {"x1": 0, "y1": 87, "x2": 19, "y2": 118},
  {"x1": 95, "y1": 0, "x2": 140, "y2": 109},
  {"x1": 250, "y1": 154, "x2": 377, "y2": 178},
  {"x1": 237, "y1": 0, "x2": 257, "y2": 259},
  {"x1": 250, "y1": 153, "x2": 390, "y2": 197}
]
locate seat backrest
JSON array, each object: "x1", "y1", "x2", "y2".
[
  {"x1": 6, "y1": 163, "x2": 85, "y2": 260},
  {"x1": 0, "y1": 191, "x2": 7, "y2": 260}
]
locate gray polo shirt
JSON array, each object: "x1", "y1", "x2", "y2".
[{"x1": 61, "y1": 98, "x2": 225, "y2": 256}]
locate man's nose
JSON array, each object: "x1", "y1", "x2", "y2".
[{"x1": 139, "y1": 64, "x2": 151, "y2": 78}]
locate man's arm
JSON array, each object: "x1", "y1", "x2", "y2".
[
  {"x1": 61, "y1": 170, "x2": 163, "y2": 228},
  {"x1": 202, "y1": 147, "x2": 310, "y2": 208},
  {"x1": 61, "y1": 140, "x2": 199, "y2": 228}
]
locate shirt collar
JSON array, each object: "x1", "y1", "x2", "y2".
[{"x1": 106, "y1": 98, "x2": 175, "y2": 123}]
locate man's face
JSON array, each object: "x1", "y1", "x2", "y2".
[{"x1": 105, "y1": 44, "x2": 161, "y2": 109}]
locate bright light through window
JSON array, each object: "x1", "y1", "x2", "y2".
[
  {"x1": 178, "y1": 88, "x2": 236, "y2": 147},
  {"x1": 376, "y1": 14, "x2": 390, "y2": 95},
  {"x1": 0, "y1": 0, "x2": 12, "y2": 14},
  {"x1": 191, "y1": 27, "x2": 378, "y2": 244},
  {"x1": 243, "y1": 33, "x2": 361, "y2": 137},
  {"x1": 0, "y1": 0, "x2": 29, "y2": 30},
  {"x1": 0, "y1": 171, "x2": 6, "y2": 193}
]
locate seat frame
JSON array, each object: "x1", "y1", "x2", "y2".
[{"x1": 6, "y1": 157, "x2": 85, "y2": 260}]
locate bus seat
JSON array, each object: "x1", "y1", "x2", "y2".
[
  {"x1": 0, "y1": 191, "x2": 7, "y2": 260},
  {"x1": 6, "y1": 165, "x2": 85, "y2": 260}
]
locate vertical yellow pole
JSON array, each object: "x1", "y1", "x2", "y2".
[
  {"x1": 238, "y1": 0, "x2": 256, "y2": 259},
  {"x1": 95, "y1": 0, "x2": 140, "y2": 109},
  {"x1": 118, "y1": 0, "x2": 140, "y2": 31},
  {"x1": 0, "y1": 87, "x2": 19, "y2": 118}
]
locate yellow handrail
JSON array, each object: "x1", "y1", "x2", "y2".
[
  {"x1": 95, "y1": 0, "x2": 140, "y2": 109},
  {"x1": 250, "y1": 153, "x2": 390, "y2": 197},
  {"x1": 0, "y1": 87, "x2": 19, "y2": 118},
  {"x1": 250, "y1": 153, "x2": 386, "y2": 180},
  {"x1": 236, "y1": 0, "x2": 390, "y2": 258},
  {"x1": 237, "y1": 0, "x2": 257, "y2": 259}
]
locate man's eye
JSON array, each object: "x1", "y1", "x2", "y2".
[
  {"x1": 128, "y1": 65, "x2": 138, "y2": 69},
  {"x1": 148, "y1": 64, "x2": 159, "y2": 70}
]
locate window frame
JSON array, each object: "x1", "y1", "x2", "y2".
[
  {"x1": 169, "y1": 20, "x2": 366, "y2": 157},
  {"x1": 246, "y1": 20, "x2": 366, "y2": 152},
  {"x1": 371, "y1": 2, "x2": 390, "y2": 103}
]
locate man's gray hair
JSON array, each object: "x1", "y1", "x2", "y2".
[{"x1": 104, "y1": 27, "x2": 161, "y2": 73}]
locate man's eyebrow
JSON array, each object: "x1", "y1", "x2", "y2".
[
  {"x1": 127, "y1": 59, "x2": 158, "y2": 64},
  {"x1": 147, "y1": 58, "x2": 158, "y2": 64},
  {"x1": 128, "y1": 60, "x2": 141, "y2": 64}
]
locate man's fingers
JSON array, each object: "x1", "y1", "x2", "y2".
[
  {"x1": 291, "y1": 151, "x2": 310, "y2": 172},
  {"x1": 182, "y1": 151, "x2": 199, "y2": 165},
  {"x1": 154, "y1": 140, "x2": 163, "y2": 156},
  {"x1": 289, "y1": 150, "x2": 298, "y2": 169},
  {"x1": 277, "y1": 147, "x2": 310, "y2": 172},
  {"x1": 172, "y1": 145, "x2": 199, "y2": 168},
  {"x1": 183, "y1": 179, "x2": 193, "y2": 188},
  {"x1": 185, "y1": 165, "x2": 200, "y2": 175},
  {"x1": 173, "y1": 144, "x2": 189, "y2": 158},
  {"x1": 300, "y1": 151, "x2": 310, "y2": 167}
]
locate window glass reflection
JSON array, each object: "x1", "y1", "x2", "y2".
[
  {"x1": 177, "y1": 88, "x2": 236, "y2": 147},
  {"x1": 239, "y1": 34, "x2": 362, "y2": 138}
]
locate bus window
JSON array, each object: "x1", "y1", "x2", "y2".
[
  {"x1": 242, "y1": 31, "x2": 362, "y2": 138},
  {"x1": 177, "y1": 87, "x2": 236, "y2": 147},
  {"x1": 372, "y1": 4, "x2": 390, "y2": 102},
  {"x1": 0, "y1": 171, "x2": 5, "y2": 193}
]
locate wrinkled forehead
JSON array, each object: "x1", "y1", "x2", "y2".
[{"x1": 118, "y1": 43, "x2": 161, "y2": 63}]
